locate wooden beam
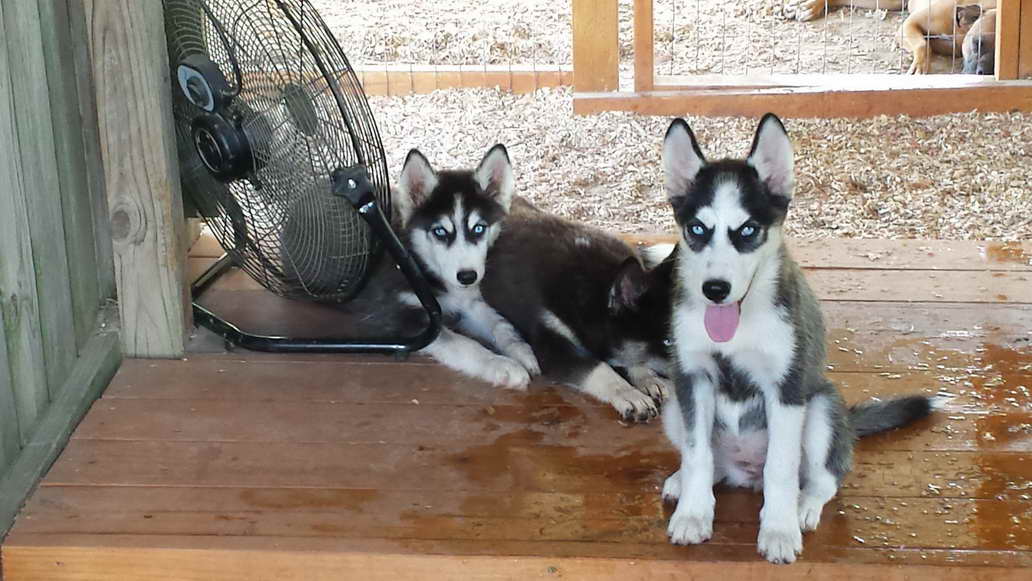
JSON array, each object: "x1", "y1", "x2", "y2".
[
  {"x1": 1020, "y1": 0, "x2": 1032, "y2": 79},
  {"x1": 634, "y1": 0, "x2": 655, "y2": 92},
  {"x1": 355, "y1": 65, "x2": 573, "y2": 96},
  {"x1": 997, "y1": 0, "x2": 1021, "y2": 80},
  {"x1": 572, "y1": 0, "x2": 619, "y2": 92},
  {"x1": 6, "y1": 541, "x2": 1030, "y2": 581},
  {"x1": 0, "y1": 326, "x2": 120, "y2": 538},
  {"x1": 573, "y1": 82, "x2": 1032, "y2": 117},
  {"x1": 653, "y1": 72, "x2": 1006, "y2": 91},
  {"x1": 85, "y1": 0, "x2": 190, "y2": 358}
]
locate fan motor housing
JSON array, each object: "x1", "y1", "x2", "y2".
[{"x1": 191, "y1": 113, "x2": 255, "y2": 182}]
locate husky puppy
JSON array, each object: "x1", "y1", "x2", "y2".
[
  {"x1": 480, "y1": 198, "x2": 675, "y2": 422},
  {"x1": 392, "y1": 145, "x2": 541, "y2": 388},
  {"x1": 658, "y1": 114, "x2": 937, "y2": 563},
  {"x1": 283, "y1": 145, "x2": 539, "y2": 388}
]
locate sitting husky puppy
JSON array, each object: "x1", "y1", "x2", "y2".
[
  {"x1": 393, "y1": 145, "x2": 541, "y2": 388},
  {"x1": 658, "y1": 114, "x2": 937, "y2": 563},
  {"x1": 480, "y1": 198, "x2": 675, "y2": 423}
]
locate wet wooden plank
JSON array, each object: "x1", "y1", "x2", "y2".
[
  {"x1": 99, "y1": 352, "x2": 1029, "y2": 410},
  {"x1": 40, "y1": 438, "x2": 1031, "y2": 501},
  {"x1": 5, "y1": 533, "x2": 1032, "y2": 577},
  {"x1": 14, "y1": 485, "x2": 1032, "y2": 553},
  {"x1": 69, "y1": 394, "x2": 1031, "y2": 454}
]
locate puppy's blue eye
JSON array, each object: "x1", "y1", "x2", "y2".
[
  {"x1": 688, "y1": 223, "x2": 706, "y2": 237},
  {"x1": 740, "y1": 224, "x2": 757, "y2": 238},
  {"x1": 663, "y1": 338, "x2": 673, "y2": 347},
  {"x1": 471, "y1": 223, "x2": 486, "y2": 236},
  {"x1": 431, "y1": 226, "x2": 448, "y2": 239}
]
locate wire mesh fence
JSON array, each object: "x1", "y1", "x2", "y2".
[{"x1": 652, "y1": 0, "x2": 973, "y2": 77}]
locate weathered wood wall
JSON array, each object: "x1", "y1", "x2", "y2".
[{"x1": 0, "y1": 0, "x2": 122, "y2": 538}]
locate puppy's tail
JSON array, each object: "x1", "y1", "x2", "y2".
[{"x1": 849, "y1": 395, "x2": 941, "y2": 437}]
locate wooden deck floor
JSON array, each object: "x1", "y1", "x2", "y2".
[{"x1": 3, "y1": 239, "x2": 1032, "y2": 580}]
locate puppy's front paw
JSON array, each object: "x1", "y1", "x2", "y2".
[
  {"x1": 757, "y1": 525, "x2": 803, "y2": 564},
  {"x1": 667, "y1": 505, "x2": 714, "y2": 545},
  {"x1": 611, "y1": 386, "x2": 661, "y2": 424},
  {"x1": 487, "y1": 355, "x2": 531, "y2": 390},
  {"x1": 662, "y1": 470, "x2": 682, "y2": 503},
  {"x1": 628, "y1": 366, "x2": 671, "y2": 403},
  {"x1": 506, "y1": 341, "x2": 541, "y2": 376}
]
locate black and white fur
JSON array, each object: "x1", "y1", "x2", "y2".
[
  {"x1": 659, "y1": 114, "x2": 937, "y2": 563},
  {"x1": 393, "y1": 145, "x2": 541, "y2": 388},
  {"x1": 480, "y1": 198, "x2": 675, "y2": 422}
]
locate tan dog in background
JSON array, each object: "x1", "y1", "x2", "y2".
[
  {"x1": 962, "y1": 8, "x2": 997, "y2": 74},
  {"x1": 901, "y1": 0, "x2": 996, "y2": 74},
  {"x1": 785, "y1": 0, "x2": 996, "y2": 75}
]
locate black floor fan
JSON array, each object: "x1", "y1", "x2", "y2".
[{"x1": 163, "y1": 0, "x2": 441, "y2": 353}]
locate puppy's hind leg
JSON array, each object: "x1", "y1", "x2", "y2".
[
  {"x1": 420, "y1": 327, "x2": 531, "y2": 389},
  {"x1": 799, "y1": 391, "x2": 851, "y2": 532},
  {"x1": 901, "y1": 13, "x2": 932, "y2": 74},
  {"x1": 536, "y1": 329, "x2": 659, "y2": 423}
]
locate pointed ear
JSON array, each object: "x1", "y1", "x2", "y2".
[
  {"x1": 747, "y1": 113, "x2": 795, "y2": 199},
  {"x1": 609, "y1": 257, "x2": 649, "y2": 313},
  {"x1": 474, "y1": 144, "x2": 515, "y2": 211},
  {"x1": 396, "y1": 149, "x2": 438, "y2": 224},
  {"x1": 663, "y1": 118, "x2": 706, "y2": 213}
]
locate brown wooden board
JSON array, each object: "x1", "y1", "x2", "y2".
[
  {"x1": 573, "y1": 83, "x2": 1032, "y2": 118},
  {"x1": 572, "y1": 0, "x2": 619, "y2": 92}
]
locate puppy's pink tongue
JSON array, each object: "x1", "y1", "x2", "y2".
[{"x1": 704, "y1": 302, "x2": 740, "y2": 343}]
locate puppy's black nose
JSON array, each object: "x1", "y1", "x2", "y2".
[
  {"x1": 702, "y1": 279, "x2": 731, "y2": 302},
  {"x1": 457, "y1": 270, "x2": 478, "y2": 286}
]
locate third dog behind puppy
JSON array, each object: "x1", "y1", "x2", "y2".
[{"x1": 481, "y1": 198, "x2": 675, "y2": 423}]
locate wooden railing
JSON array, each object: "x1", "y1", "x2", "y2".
[{"x1": 574, "y1": 0, "x2": 1032, "y2": 117}]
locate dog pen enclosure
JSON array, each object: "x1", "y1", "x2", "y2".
[{"x1": 572, "y1": 0, "x2": 1032, "y2": 116}]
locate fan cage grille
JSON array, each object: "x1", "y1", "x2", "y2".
[{"x1": 165, "y1": 0, "x2": 391, "y2": 302}]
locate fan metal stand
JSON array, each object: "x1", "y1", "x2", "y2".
[{"x1": 190, "y1": 165, "x2": 442, "y2": 355}]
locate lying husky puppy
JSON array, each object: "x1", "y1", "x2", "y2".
[
  {"x1": 480, "y1": 198, "x2": 674, "y2": 423},
  {"x1": 392, "y1": 145, "x2": 540, "y2": 388},
  {"x1": 658, "y1": 114, "x2": 938, "y2": 563},
  {"x1": 282, "y1": 145, "x2": 539, "y2": 388}
]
